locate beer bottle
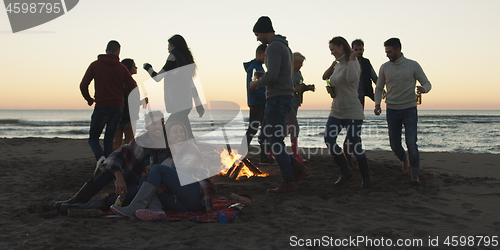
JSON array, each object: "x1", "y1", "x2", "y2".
[{"x1": 326, "y1": 79, "x2": 336, "y2": 98}]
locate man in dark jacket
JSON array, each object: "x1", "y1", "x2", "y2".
[
  {"x1": 352, "y1": 39, "x2": 378, "y2": 107},
  {"x1": 343, "y1": 39, "x2": 380, "y2": 169},
  {"x1": 80, "y1": 40, "x2": 137, "y2": 163}
]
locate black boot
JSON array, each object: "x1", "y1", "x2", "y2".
[
  {"x1": 59, "y1": 198, "x2": 112, "y2": 215},
  {"x1": 333, "y1": 155, "x2": 352, "y2": 186},
  {"x1": 53, "y1": 179, "x2": 100, "y2": 210},
  {"x1": 358, "y1": 158, "x2": 373, "y2": 189}
]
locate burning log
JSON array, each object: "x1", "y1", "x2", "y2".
[
  {"x1": 219, "y1": 148, "x2": 268, "y2": 180},
  {"x1": 242, "y1": 158, "x2": 262, "y2": 175},
  {"x1": 229, "y1": 162, "x2": 244, "y2": 179},
  {"x1": 228, "y1": 158, "x2": 263, "y2": 180},
  {"x1": 225, "y1": 161, "x2": 239, "y2": 178}
]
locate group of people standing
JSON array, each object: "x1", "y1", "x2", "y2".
[
  {"x1": 247, "y1": 16, "x2": 431, "y2": 193},
  {"x1": 56, "y1": 15, "x2": 432, "y2": 220}
]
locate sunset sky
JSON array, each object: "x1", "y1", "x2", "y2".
[{"x1": 1, "y1": 0, "x2": 499, "y2": 110}]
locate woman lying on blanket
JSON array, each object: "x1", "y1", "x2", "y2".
[{"x1": 111, "y1": 121, "x2": 216, "y2": 221}]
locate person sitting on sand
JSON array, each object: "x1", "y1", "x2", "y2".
[
  {"x1": 111, "y1": 121, "x2": 216, "y2": 221},
  {"x1": 54, "y1": 111, "x2": 172, "y2": 214}
]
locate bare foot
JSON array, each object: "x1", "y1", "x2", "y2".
[
  {"x1": 411, "y1": 176, "x2": 420, "y2": 183},
  {"x1": 402, "y1": 157, "x2": 410, "y2": 175}
]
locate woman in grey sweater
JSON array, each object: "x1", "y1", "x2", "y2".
[{"x1": 323, "y1": 36, "x2": 373, "y2": 189}]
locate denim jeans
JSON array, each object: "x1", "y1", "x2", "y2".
[
  {"x1": 386, "y1": 107, "x2": 420, "y2": 176},
  {"x1": 246, "y1": 104, "x2": 265, "y2": 146},
  {"x1": 89, "y1": 106, "x2": 123, "y2": 161},
  {"x1": 324, "y1": 117, "x2": 366, "y2": 160},
  {"x1": 258, "y1": 95, "x2": 295, "y2": 180},
  {"x1": 146, "y1": 164, "x2": 203, "y2": 212}
]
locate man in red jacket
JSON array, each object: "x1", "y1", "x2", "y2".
[{"x1": 80, "y1": 40, "x2": 137, "y2": 163}]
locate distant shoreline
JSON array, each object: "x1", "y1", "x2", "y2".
[{"x1": 1, "y1": 109, "x2": 500, "y2": 111}]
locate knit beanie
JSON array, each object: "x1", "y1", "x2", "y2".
[{"x1": 253, "y1": 16, "x2": 274, "y2": 33}]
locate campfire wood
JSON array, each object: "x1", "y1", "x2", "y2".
[
  {"x1": 229, "y1": 162, "x2": 244, "y2": 179},
  {"x1": 242, "y1": 158, "x2": 262, "y2": 175},
  {"x1": 225, "y1": 161, "x2": 238, "y2": 178},
  {"x1": 227, "y1": 158, "x2": 263, "y2": 180}
]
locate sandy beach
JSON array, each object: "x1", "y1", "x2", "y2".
[{"x1": 1, "y1": 138, "x2": 499, "y2": 249}]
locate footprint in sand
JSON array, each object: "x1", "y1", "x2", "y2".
[
  {"x1": 466, "y1": 209, "x2": 483, "y2": 216},
  {"x1": 413, "y1": 230, "x2": 428, "y2": 238},
  {"x1": 461, "y1": 203, "x2": 474, "y2": 210}
]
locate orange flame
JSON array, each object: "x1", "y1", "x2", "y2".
[{"x1": 217, "y1": 148, "x2": 268, "y2": 180}]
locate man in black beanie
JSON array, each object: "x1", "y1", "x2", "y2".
[{"x1": 250, "y1": 16, "x2": 307, "y2": 194}]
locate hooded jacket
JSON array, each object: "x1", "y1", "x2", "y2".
[
  {"x1": 243, "y1": 59, "x2": 266, "y2": 106},
  {"x1": 253, "y1": 35, "x2": 294, "y2": 98},
  {"x1": 80, "y1": 54, "x2": 137, "y2": 108}
]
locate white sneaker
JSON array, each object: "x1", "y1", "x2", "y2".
[{"x1": 94, "y1": 156, "x2": 106, "y2": 177}]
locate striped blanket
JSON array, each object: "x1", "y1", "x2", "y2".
[{"x1": 161, "y1": 197, "x2": 248, "y2": 223}]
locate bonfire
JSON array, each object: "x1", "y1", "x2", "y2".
[{"x1": 218, "y1": 148, "x2": 268, "y2": 180}]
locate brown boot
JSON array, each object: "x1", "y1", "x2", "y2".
[
  {"x1": 291, "y1": 161, "x2": 308, "y2": 183},
  {"x1": 333, "y1": 155, "x2": 352, "y2": 186},
  {"x1": 267, "y1": 179, "x2": 297, "y2": 194},
  {"x1": 357, "y1": 158, "x2": 373, "y2": 189}
]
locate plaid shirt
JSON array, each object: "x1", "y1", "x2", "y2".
[
  {"x1": 107, "y1": 135, "x2": 216, "y2": 212},
  {"x1": 105, "y1": 135, "x2": 170, "y2": 186}
]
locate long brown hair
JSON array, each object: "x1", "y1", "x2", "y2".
[
  {"x1": 329, "y1": 36, "x2": 351, "y2": 60},
  {"x1": 168, "y1": 34, "x2": 195, "y2": 65}
]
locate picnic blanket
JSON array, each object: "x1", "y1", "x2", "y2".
[{"x1": 161, "y1": 197, "x2": 248, "y2": 223}]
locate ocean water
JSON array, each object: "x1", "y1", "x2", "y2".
[{"x1": 1, "y1": 109, "x2": 499, "y2": 154}]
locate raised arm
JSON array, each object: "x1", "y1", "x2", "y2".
[
  {"x1": 322, "y1": 61, "x2": 337, "y2": 80},
  {"x1": 144, "y1": 53, "x2": 178, "y2": 82}
]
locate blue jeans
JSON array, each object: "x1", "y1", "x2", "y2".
[
  {"x1": 386, "y1": 107, "x2": 420, "y2": 176},
  {"x1": 146, "y1": 164, "x2": 203, "y2": 212},
  {"x1": 324, "y1": 117, "x2": 366, "y2": 160},
  {"x1": 246, "y1": 104, "x2": 266, "y2": 146},
  {"x1": 259, "y1": 95, "x2": 295, "y2": 180},
  {"x1": 88, "y1": 106, "x2": 123, "y2": 161}
]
